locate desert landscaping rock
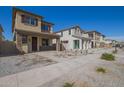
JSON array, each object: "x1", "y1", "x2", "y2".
[{"x1": 0, "y1": 48, "x2": 124, "y2": 86}]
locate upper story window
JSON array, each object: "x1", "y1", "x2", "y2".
[
  {"x1": 69, "y1": 30, "x2": 71, "y2": 35},
  {"x1": 61, "y1": 32, "x2": 63, "y2": 37},
  {"x1": 21, "y1": 15, "x2": 38, "y2": 26},
  {"x1": 89, "y1": 34, "x2": 93, "y2": 39},
  {"x1": 41, "y1": 24, "x2": 49, "y2": 31}
]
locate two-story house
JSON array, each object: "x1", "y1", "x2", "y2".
[
  {"x1": 0, "y1": 24, "x2": 4, "y2": 41},
  {"x1": 55, "y1": 26, "x2": 92, "y2": 50},
  {"x1": 12, "y1": 8, "x2": 60, "y2": 53},
  {"x1": 87, "y1": 31, "x2": 105, "y2": 48}
]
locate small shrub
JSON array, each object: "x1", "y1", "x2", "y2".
[
  {"x1": 112, "y1": 50, "x2": 117, "y2": 54},
  {"x1": 20, "y1": 51, "x2": 26, "y2": 55},
  {"x1": 96, "y1": 67, "x2": 106, "y2": 73},
  {"x1": 101, "y1": 53, "x2": 115, "y2": 61},
  {"x1": 63, "y1": 82, "x2": 75, "y2": 87}
]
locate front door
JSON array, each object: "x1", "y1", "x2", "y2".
[{"x1": 32, "y1": 37, "x2": 37, "y2": 51}]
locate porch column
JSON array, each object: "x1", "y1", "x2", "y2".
[
  {"x1": 37, "y1": 36, "x2": 40, "y2": 51},
  {"x1": 89, "y1": 41, "x2": 92, "y2": 49},
  {"x1": 82, "y1": 40, "x2": 84, "y2": 50},
  {"x1": 83, "y1": 41, "x2": 86, "y2": 50},
  {"x1": 86, "y1": 41, "x2": 89, "y2": 49},
  {"x1": 28, "y1": 36, "x2": 32, "y2": 53},
  {"x1": 79, "y1": 39, "x2": 82, "y2": 50},
  {"x1": 87, "y1": 40, "x2": 91, "y2": 49},
  {"x1": 56, "y1": 38, "x2": 60, "y2": 51},
  {"x1": 86, "y1": 41, "x2": 88, "y2": 49},
  {"x1": 85, "y1": 41, "x2": 87, "y2": 50}
]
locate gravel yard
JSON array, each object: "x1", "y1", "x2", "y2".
[
  {"x1": 0, "y1": 53, "x2": 57, "y2": 77},
  {"x1": 0, "y1": 48, "x2": 124, "y2": 87},
  {"x1": 40, "y1": 48, "x2": 124, "y2": 87}
]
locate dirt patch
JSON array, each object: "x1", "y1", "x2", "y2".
[{"x1": 15, "y1": 54, "x2": 57, "y2": 67}]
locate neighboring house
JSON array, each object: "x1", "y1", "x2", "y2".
[
  {"x1": 0, "y1": 24, "x2": 4, "y2": 41},
  {"x1": 87, "y1": 31, "x2": 105, "y2": 48},
  {"x1": 12, "y1": 8, "x2": 60, "y2": 53},
  {"x1": 119, "y1": 42, "x2": 124, "y2": 48},
  {"x1": 55, "y1": 26, "x2": 92, "y2": 50},
  {"x1": 104, "y1": 39, "x2": 118, "y2": 48},
  {"x1": 104, "y1": 39, "x2": 113, "y2": 48}
]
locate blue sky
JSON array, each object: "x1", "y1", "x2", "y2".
[{"x1": 0, "y1": 6, "x2": 124, "y2": 41}]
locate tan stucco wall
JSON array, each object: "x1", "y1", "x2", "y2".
[
  {"x1": 22, "y1": 44, "x2": 28, "y2": 53},
  {"x1": 15, "y1": 32, "x2": 22, "y2": 52},
  {"x1": 15, "y1": 11, "x2": 41, "y2": 32},
  {"x1": 15, "y1": 32, "x2": 53, "y2": 53},
  {"x1": 13, "y1": 11, "x2": 58, "y2": 53}
]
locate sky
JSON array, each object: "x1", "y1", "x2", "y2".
[{"x1": 0, "y1": 6, "x2": 124, "y2": 41}]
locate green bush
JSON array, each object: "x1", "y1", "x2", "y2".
[
  {"x1": 96, "y1": 67, "x2": 106, "y2": 73},
  {"x1": 101, "y1": 53, "x2": 115, "y2": 61},
  {"x1": 63, "y1": 82, "x2": 74, "y2": 87}
]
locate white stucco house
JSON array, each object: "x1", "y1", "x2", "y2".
[
  {"x1": 87, "y1": 31, "x2": 105, "y2": 48},
  {"x1": 54, "y1": 26, "x2": 92, "y2": 51}
]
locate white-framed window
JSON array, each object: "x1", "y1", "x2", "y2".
[
  {"x1": 73, "y1": 40, "x2": 80, "y2": 49},
  {"x1": 61, "y1": 32, "x2": 63, "y2": 36},
  {"x1": 69, "y1": 30, "x2": 71, "y2": 35}
]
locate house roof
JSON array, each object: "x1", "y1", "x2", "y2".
[
  {"x1": 13, "y1": 7, "x2": 44, "y2": 18},
  {"x1": 87, "y1": 30, "x2": 105, "y2": 37},
  {"x1": 87, "y1": 30, "x2": 101, "y2": 34},
  {"x1": 55, "y1": 25, "x2": 86, "y2": 33},
  {"x1": 0, "y1": 24, "x2": 3, "y2": 32},
  {"x1": 41, "y1": 20, "x2": 54, "y2": 25},
  {"x1": 55, "y1": 26, "x2": 105, "y2": 37}
]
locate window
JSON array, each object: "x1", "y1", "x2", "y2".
[
  {"x1": 13, "y1": 34, "x2": 16, "y2": 41},
  {"x1": 89, "y1": 34, "x2": 93, "y2": 39},
  {"x1": 42, "y1": 39, "x2": 49, "y2": 46},
  {"x1": 61, "y1": 40, "x2": 68, "y2": 43},
  {"x1": 41, "y1": 25, "x2": 49, "y2": 31},
  {"x1": 73, "y1": 40, "x2": 80, "y2": 49},
  {"x1": 31, "y1": 18, "x2": 37, "y2": 25},
  {"x1": 22, "y1": 35, "x2": 27, "y2": 44},
  {"x1": 61, "y1": 32, "x2": 63, "y2": 37},
  {"x1": 69, "y1": 30, "x2": 71, "y2": 35},
  {"x1": 21, "y1": 15, "x2": 37, "y2": 26}
]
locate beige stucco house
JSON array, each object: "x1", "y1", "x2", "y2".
[
  {"x1": 87, "y1": 31, "x2": 105, "y2": 48},
  {"x1": 12, "y1": 8, "x2": 60, "y2": 53}
]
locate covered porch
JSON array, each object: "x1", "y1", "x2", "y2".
[
  {"x1": 72, "y1": 35, "x2": 92, "y2": 50},
  {"x1": 15, "y1": 29, "x2": 60, "y2": 53}
]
